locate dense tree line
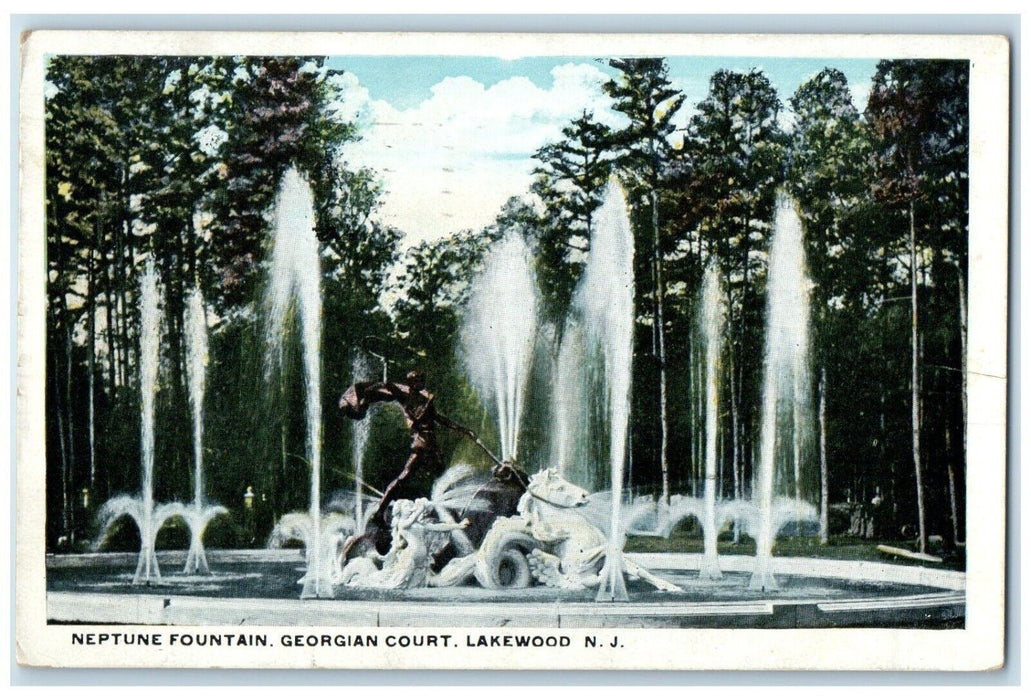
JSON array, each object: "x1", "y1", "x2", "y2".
[{"x1": 45, "y1": 56, "x2": 967, "y2": 555}]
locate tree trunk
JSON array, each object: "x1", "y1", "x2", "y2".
[
  {"x1": 687, "y1": 321, "x2": 697, "y2": 495},
  {"x1": 729, "y1": 330, "x2": 741, "y2": 543},
  {"x1": 87, "y1": 236, "x2": 96, "y2": 493},
  {"x1": 945, "y1": 426, "x2": 959, "y2": 547},
  {"x1": 118, "y1": 162, "x2": 133, "y2": 387},
  {"x1": 50, "y1": 196, "x2": 76, "y2": 539},
  {"x1": 125, "y1": 214, "x2": 137, "y2": 380},
  {"x1": 116, "y1": 210, "x2": 129, "y2": 389},
  {"x1": 819, "y1": 365, "x2": 829, "y2": 545},
  {"x1": 909, "y1": 201, "x2": 926, "y2": 554},
  {"x1": 739, "y1": 234, "x2": 751, "y2": 496},
  {"x1": 104, "y1": 246, "x2": 118, "y2": 394},
  {"x1": 955, "y1": 258, "x2": 967, "y2": 545},
  {"x1": 60, "y1": 278, "x2": 77, "y2": 541},
  {"x1": 957, "y1": 263, "x2": 967, "y2": 450},
  {"x1": 50, "y1": 327, "x2": 71, "y2": 541},
  {"x1": 651, "y1": 189, "x2": 670, "y2": 507}
]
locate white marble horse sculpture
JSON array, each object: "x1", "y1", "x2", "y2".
[{"x1": 440, "y1": 468, "x2": 681, "y2": 593}]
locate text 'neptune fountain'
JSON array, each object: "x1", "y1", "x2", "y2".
[{"x1": 265, "y1": 167, "x2": 330, "y2": 599}]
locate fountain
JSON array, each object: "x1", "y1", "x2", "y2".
[
  {"x1": 550, "y1": 322, "x2": 610, "y2": 493},
  {"x1": 550, "y1": 321, "x2": 588, "y2": 487},
  {"x1": 573, "y1": 178, "x2": 636, "y2": 602},
  {"x1": 49, "y1": 172, "x2": 962, "y2": 631},
  {"x1": 264, "y1": 167, "x2": 331, "y2": 599},
  {"x1": 628, "y1": 197, "x2": 818, "y2": 585},
  {"x1": 181, "y1": 288, "x2": 228, "y2": 575},
  {"x1": 92, "y1": 258, "x2": 166, "y2": 583},
  {"x1": 94, "y1": 268, "x2": 227, "y2": 581},
  {"x1": 135, "y1": 257, "x2": 162, "y2": 582},
  {"x1": 460, "y1": 232, "x2": 539, "y2": 462},
  {"x1": 268, "y1": 510, "x2": 356, "y2": 584},
  {"x1": 751, "y1": 194, "x2": 814, "y2": 591},
  {"x1": 699, "y1": 262, "x2": 726, "y2": 580},
  {"x1": 350, "y1": 353, "x2": 373, "y2": 528}
]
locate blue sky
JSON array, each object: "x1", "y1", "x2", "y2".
[
  {"x1": 325, "y1": 55, "x2": 879, "y2": 246},
  {"x1": 326, "y1": 55, "x2": 878, "y2": 111}
]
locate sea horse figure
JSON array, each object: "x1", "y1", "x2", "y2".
[{"x1": 438, "y1": 468, "x2": 682, "y2": 593}]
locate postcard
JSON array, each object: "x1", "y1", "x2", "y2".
[{"x1": 16, "y1": 30, "x2": 1009, "y2": 670}]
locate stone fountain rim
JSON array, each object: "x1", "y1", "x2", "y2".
[
  {"x1": 46, "y1": 549, "x2": 965, "y2": 590},
  {"x1": 45, "y1": 550, "x2": 964, "y2": 627}
]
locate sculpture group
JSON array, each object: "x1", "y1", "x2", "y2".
[
  {"x1": 329, "y1": 367, "x2": 675, "y2": 594},
  {"x1": 336, "y1": 462, "x2": 680, "y2": 594}
]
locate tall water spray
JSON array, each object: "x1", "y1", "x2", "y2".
[
  {"x1": 134, "y1": 257, "x2": 162, "y2": 583},
  {"x1": 551, "y1": 322, "x2": 591, "y2": 487},
  {"x1": 751, "y1": 195, "x2": 813, "y2": 591},
  {"x1": 185, "y1": 289, "x2": 208, "y2": 509},
  {"x1": 265, "y1": 167, "x2": 329, "y2": 598},
  {"x1": 576, "y1": 178, "x2": 635, "y2": 602},
  {"x1": 700, "y1": 263, "x2": 726, "y2": 580},
  {"x1": 351, "y1": 353, "x2": 372, "y2": 527},
  {"x1": 461, "y1": 233, "x2": 539, "y2": 462},
  {"x1": 182, "y1": 287, "x2": 227, "y2": 574}
]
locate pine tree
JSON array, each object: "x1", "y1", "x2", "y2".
[
  {"x1": 788, "y1": 68, "x2": 874, "y2": 543},
  {"x1": 604, "y1": 58, "x2": 686, "y2": 504},
  {"x1": 683, "y1": 69, "x2": 786, "y2": 507}
]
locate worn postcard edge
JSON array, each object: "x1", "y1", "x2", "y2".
[{"x1": 15, "y1": 30, "x2": 1010, "y2": 671}]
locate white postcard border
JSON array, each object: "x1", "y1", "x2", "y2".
[{"x1": 16, "y1": 30, "x2": 1010, "y2": 671}]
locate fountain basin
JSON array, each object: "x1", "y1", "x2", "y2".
[{"x1": 46, "y1": 550, "x2": 963, "y2": 628}]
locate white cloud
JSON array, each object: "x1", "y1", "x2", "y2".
[
  {"x1": 327, "y1": 71, "x2": 373, "y2": 124},
  {"x1": 334, "y1": 63, "x2": 620, "y2": 248}
]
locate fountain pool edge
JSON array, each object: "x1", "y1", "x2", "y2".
[{"x1": 46, "y1": 551, "x2": 964, "y2": 628}]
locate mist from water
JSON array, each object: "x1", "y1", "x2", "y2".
[
  {"x1": 351, "y1": 352, "x2": 373, "y2": 528},
  {"x1": 134, "y1": 258, "x2": 162, "y2": 583},
  {"x1": 551, "y1": 320, "x2": 598, "y2": 488},
  {"x1": 461, "y1": 232, "x2": 540, "y2": 461},
  {"x1": 185, "y1": 288, "x2": 208, "y2": 507},
  {"x1": 265, "y1": 167, "x2": 329, "y2": 598},
  {"x1": 751, "y1": 194, "x2": 813, "y2": 591},
  {"x1": 700, "y1": 262, "x2": 726, "y2": 580},
  {"x1": 575, "y1": 179, "x2": 635, "y2": 602}
]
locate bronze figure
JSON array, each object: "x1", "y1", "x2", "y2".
[{"x1": 339, "y1": 371, "x2": 475, "y2": 556}]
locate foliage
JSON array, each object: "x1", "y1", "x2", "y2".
[{"x1": 44, "y1": 55, "x2": 968, "y2": 550}]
